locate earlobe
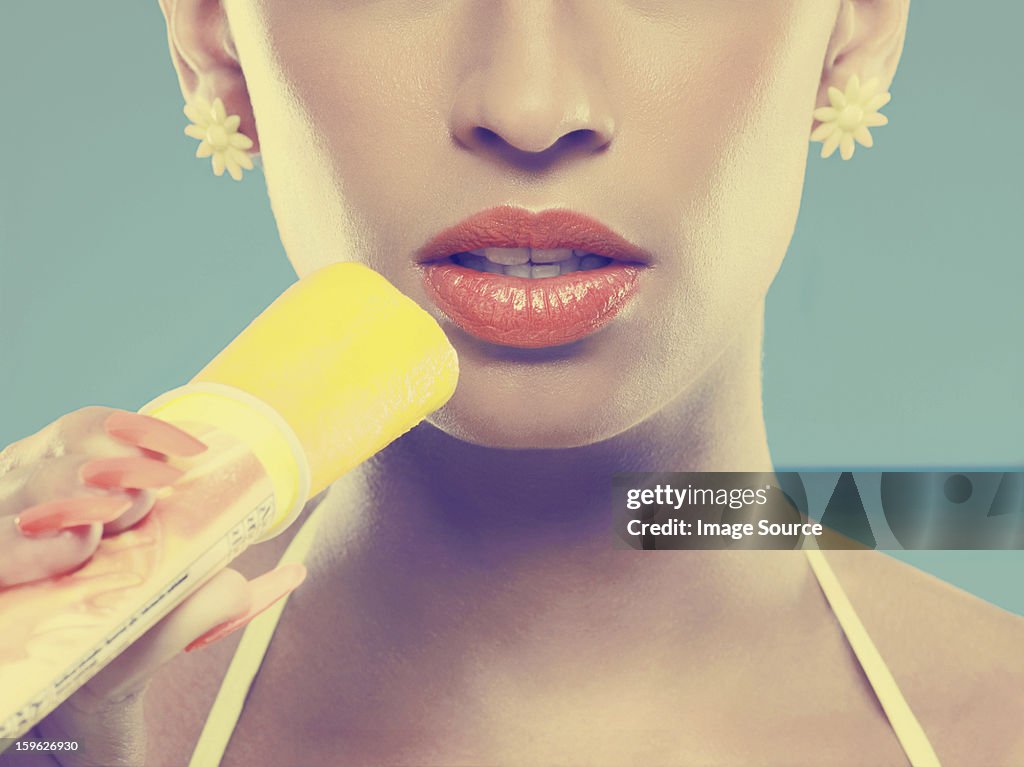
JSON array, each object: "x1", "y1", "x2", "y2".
[{"x1": 159, "y1": 0, "x2": 259, "y2": 153}]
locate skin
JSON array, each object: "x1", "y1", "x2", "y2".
[
  {"x1": 223, "y1": 0, "x2": 820, "y2": 450},
  {"x1": 6, "y1": 1, "x2": 1023, "y2": 765}
]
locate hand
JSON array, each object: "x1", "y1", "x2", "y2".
[
  {"x1": 0, "y1": 407, "x2": 305, "y2": 767},
  {"x1": 0, "y1": 406, "x2": 206, "y2": 587}
]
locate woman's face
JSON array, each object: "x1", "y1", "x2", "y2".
[{"x1": 224, "y1": 0, "x2": 838, "y2": 448}]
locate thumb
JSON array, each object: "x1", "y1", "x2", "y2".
[{"x1": 37, "y1": 568, "x2": 252, "y2": 767}]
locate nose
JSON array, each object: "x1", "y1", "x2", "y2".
[{"x1": 449, "y1": 2, "x2": 616, "y2": 161}]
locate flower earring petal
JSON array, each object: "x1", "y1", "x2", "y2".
[
  {"x1": 812, "y1": 74, "x2": 891, "y2": 160},
  {"x1": 183, "y1": 96, "x2": 255, "y2": 180}
]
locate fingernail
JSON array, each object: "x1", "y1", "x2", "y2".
[
  {"x1": 80, "y1": 456, "x2": 185, "y2": 489},
  {"x1": 16, "y1": 496, "x2": 134, "y2": 536},
  {"x1": 104, "y1": 412, "x2": 208, "y2": 457},
  {"x1": 185, "y1": 563, "x2": 307, "y2": 652}
]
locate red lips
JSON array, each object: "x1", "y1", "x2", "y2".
[{"x1": 417, "y1": 207, "x2": 648, "y2": 349}]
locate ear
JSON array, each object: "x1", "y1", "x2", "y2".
[
  {"x1": 816, "y1": 0, "x2": 910, "y2": 111},
  {"x1": 158, "y1": 0, "x2": 260, "y2": 152}
]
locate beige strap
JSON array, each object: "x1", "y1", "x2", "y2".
[
  {"x1": 188, "y1": 500, "x2": 326, "y2": 767},
  {"x1": 189, "y1": 515, "x2": 941, "y2": 767},
  {"x1": 804, "y1": 548, "x2": 941, "y2": 767}
]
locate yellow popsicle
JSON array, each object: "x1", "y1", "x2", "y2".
[
  {"x1": 143, "y1": 262, "x2": 458, "y2": 537},
  {"x1": 0, "y1": 263, "x2": 459, "y2": 745}
]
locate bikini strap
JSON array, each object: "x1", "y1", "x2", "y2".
[
  {"x1": 188, "y1": 499, "x2": 327, "y2": 767},
  {"x1": 804, "y1": 548, "x2": 942, "y2": 767},
  {"x1": 188, "y1": 515, "x2": 941, "y2": 766}
]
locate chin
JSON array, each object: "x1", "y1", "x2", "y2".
[
  {"x1": 427, "y1": 387, "x2": 641, "y2": 450},
  {"x1": 428, "y1": 412, "x2": 614, "y2": 450}
]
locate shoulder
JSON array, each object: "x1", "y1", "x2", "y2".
[{"x1": 823, "y1": 550, "x2": 1024, "y2": 765}]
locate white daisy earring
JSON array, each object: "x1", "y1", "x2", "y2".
[
  {"x1": 811, "y1": 75, "x2": 891, "y2": 160},
  {"x1": 184, "y1": 97, "x2": 255, "y2": 180}
]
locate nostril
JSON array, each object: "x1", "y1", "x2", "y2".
[
  {"x1": 462, "y1": 125, "x2": 609, "y2": 157},
  {"x1": 470, "y1": 126, "x2": 503, "y2": 149},
  {"x1": 559, "y1": 128, "x2": 608, "y2": 152}
]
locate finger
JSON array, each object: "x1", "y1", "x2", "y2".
[
  {"x1": 79, "y1": 456, "x2": 184, "y2": 490},
  {"x1": 32, "y1": 565, "x2": 305, "y2": 764},
  {"x1": 0, "y1": 516, "x2": 101, "y2": 588},
  {"x1": 36, "y1": 569, "x2": 251, "y2": 767},
  {"x1": 2, "y1": 456, "x2": 131, "y2": 522},
  {"x1": 185, "y1": 563, "x2": 307, "y2": 651},
  {"x1": 103, "y1": 412, "x2": 208, "y2": 458},
  {"x1": 101, "y1": 489, "x2": 157, "y2": 536},
  {"x1": 81, "y1": 568, "x2": 254, "y2": 705},
  {"x1": 2, "y1": 407, "x2": 149, "y2": 476},
  {"x1": 1, "y1": 454, "x2": 164, "y2": 585},
  {"x1": 15, "y1": 496, "x2": 133, "y2": 536},
  {"x1": 72, "y1": 564, "x2": 306, "y2": 701}
]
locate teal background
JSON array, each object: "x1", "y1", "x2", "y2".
[{"x1": 1, "y1": 5, "x2": 1021, "y2": 612}]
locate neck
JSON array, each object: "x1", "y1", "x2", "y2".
[
  {"x1": 307, "y1": 310, "x2": 814, "y2": 637},
  {"x1": 321, "y1": 311, "x2": 773, "y2": 559}
]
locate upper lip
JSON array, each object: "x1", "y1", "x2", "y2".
[{"x1": 415, "y1": 206, "x2": 652, "y2": 265}]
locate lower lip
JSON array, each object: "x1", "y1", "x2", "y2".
[{"x1": 421, "y1": 262, "x2": 642, "y2": 349}]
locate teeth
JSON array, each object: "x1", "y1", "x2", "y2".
[
  {"x1": 529, "y1": 248, "x2": 574, "y2": 264},
  {"x1": 453, "y1": 249, "x2": 612, "y2": 278},
  {"x1": 480, "y1": 247, "x2": 530, "y2": 266},
  {"x1": 559, "y1": 254, "x2": 581, "y2": 274},
  {"x1": 530, "y1": 264, "x2": 560, "y2": 278}
]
